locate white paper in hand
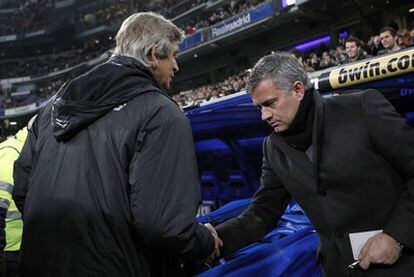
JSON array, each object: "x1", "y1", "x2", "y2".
[{"x1": 349, "y1": 229, "x2": 383, "y2": 260}]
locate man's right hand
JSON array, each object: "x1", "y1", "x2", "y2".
[
  {"x1": 358, "y1": 233, "x2": 402, "y2": 269},
  {"x1": 205, "y1": 223, "x2": 223, "y2": 259}
]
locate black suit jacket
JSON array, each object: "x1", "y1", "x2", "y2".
[{"x1": 216, "y1": 90, "x2": 414, "y2": 276}]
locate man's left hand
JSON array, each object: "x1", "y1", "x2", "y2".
[{"x1": 358, "y1": 233, "x2": 402, "y2": 269}]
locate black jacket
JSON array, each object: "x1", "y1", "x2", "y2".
[
  {"x1": 13, "y1": 56, "x2": 214, "y2": 276},
  {"x1": 216, "y1": 90, "x2": 414, "y2": 276},
  {"x1": 342, "y1": 51, "x2": 371, "y2": 64}
]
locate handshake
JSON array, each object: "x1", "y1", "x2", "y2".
[{"x1": 204, "y1": 223, "x2": 223, "y2": 261}]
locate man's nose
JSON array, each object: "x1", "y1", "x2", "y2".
[
  {"x1": 261, "y1": 108, "x2": 271, "y2": 121},
  {"x1": 173, "y1": 59, "x2": 179, "y2": 73}
]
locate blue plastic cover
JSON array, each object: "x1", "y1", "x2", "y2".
[{"x1": 197, "y1": 199, "x2": 322, "y2": 276}]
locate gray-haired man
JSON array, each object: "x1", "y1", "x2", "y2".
[
  {"x1": 13, "y1": 12, "x2": 219, "y2": 276},
  {"x1": 214, "y1": 52, "x2": 414, "y2": 276}
]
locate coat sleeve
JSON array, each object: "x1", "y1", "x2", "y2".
[
  {"x1": 128, "y1": 103, "x2": 214, "y2": 261},
  {"x1": 361, "y1": 90, "x2": 414, "y2": 249},
  {"x1": 215, "y1": 137, "x2": 291, "y2": 255},
  {"x1": 13, "y1": 119, "x2": 38, "y2": 215}
]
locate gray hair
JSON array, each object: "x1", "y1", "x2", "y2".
[
  {"x1": 245, "y1": 52, "x2": 312, "y2": 95},
  {"x1": 112, "y1": 12, "x2": 184, "y2": 67}
]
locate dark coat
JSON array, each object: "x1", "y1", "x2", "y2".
[
  {"x1": 216, "y1": 90, "x2": 414, "y2": 276},
  {"x1": 342, "y1": 51, "x2": 371, "y2": 64},
  {"x1": 13, "y1": 56, "x2": 214, "y2": 277}
]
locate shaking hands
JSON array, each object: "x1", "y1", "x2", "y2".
[{"x1": 205, "y1": 223, "x2": 223, "y2": 260}]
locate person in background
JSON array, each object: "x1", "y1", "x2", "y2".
[
  {"x1": 319, "y1": 51, "x2": 337, "y2": 69},
  {"x1": 343, "y1": 37, "x2": 370, "y2": 64},
  {"x1": 289, "y1": 49, "x2": 315, "y2": 72},
  {"x1": 378, "y1": 27, "x2": 403, "y2": 55},
  {"x1": 0, "y1": 116, "x2": 36, "y2": 277},
  {"x1": 369, "y1": 35, "x2": 383, "y2": 56}
]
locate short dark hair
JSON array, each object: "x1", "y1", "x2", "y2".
[
  {"x1": 245, "y1": 52, "x2": 311, "y2": 94},
  {"x1": 288, "y1": 48, "x2": 305, "y2": 60},
  {"x1": 380, "y1": 27, "x2": 397, "y2": 37},
  {"x1": 345, "y1": 37, "x2": 361, "y2": 47}
]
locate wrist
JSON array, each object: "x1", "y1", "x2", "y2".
[{"x1": 396, "y1": 240, "x2": 405, "y2": 255}]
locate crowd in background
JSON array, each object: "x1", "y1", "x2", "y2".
[
  {"x1": 78, "y1": 3, "x2": 129, "y2": 31},
  {"x1": 173, "y1": 71, "x2": 249, "y2": 107},
  {"x1": 0, "y1": 78, "x2": 65, "y2": 109},
  {"x1": 0, "y1": 0, "x2": 265, "y2": 37},
  {"x1": 178, "y1": 0, "x2": 266, "y2": 35},
  {"x1": 1, "y1": 0, "x2": 414, "y2": 110},
  {"x1": 0, "y1": 0, "x2": 48, "y2": 36},
  {"x1": 0, "y1": 0, "x2": 265, "y2": 80},
  {"x1": 1, "y1": 23, "x2": 413, "y2": 110},
  {"x1": 0, "y1": 39, "x2": 113, "y2": 79},
  {"x1": 0, "y1": 0, "x2": 264, "y2": 79},
  {"x1": 173, "y1": 25, "x2": 414, "y2": 107},
  {"x1": 141, "y1": 0, "x2": 209, "y2": 20},
  {"x1": 1, "y1": 24, "x2": 414, "y2": 110}
]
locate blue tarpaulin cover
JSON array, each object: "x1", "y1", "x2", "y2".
[{"x1": 197, "y1": 199, "x2": 322, "y2": 276}]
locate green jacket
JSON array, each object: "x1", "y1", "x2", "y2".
[{"x1": 0, "y1": 128, "x2": 27, "y2": 251}]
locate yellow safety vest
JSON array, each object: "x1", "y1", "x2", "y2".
[{"x1": 0, "y1": 128, "x2": 27, "y2": 251}]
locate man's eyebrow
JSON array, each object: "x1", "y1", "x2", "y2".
[{"x1": 262, "y1": 98, "x2": 276, "y2": 106}]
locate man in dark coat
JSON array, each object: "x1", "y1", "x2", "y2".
[
  {"x1": 13, "y1": 12, "x2": 219, "y2": 276},
  {"x1": 214, "y1": 52, "x2": 414, "y2": 276}
]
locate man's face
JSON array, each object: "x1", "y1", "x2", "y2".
[
  {"x1": 152, "y1": 42, "x2": 179, "y2": 89},
  {"x1": 380, "y1": 31, "x2": 396, "y2": 50},
  {"x1": 252, "y1": 79, "x2": 303, "y2": 132},
  {"x1": 346, "y1": 42, "x2": 359, "y2": 59}
]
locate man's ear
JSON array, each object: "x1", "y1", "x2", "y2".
[
  {"x1": 292, "y1": 81, "x2": 305, "y2": 101},
  {"x1": 149, "y1": 46, "x2": 159, "y2": 67}
]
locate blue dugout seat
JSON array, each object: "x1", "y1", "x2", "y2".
[{"x1": 218, "y1": 170, "x2": 252, "y2": 205}]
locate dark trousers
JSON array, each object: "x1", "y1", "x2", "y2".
[
  {"x1": 5, "y1": 251, "x2": 18, "y2": 277},
  {"x1": 0, "y1": 252, "x2": 5, "y2": 277}
]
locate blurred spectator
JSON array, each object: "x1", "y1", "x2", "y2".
[
  {"x1": 378, "y1": 27, "x2": 403, "y2": 55},
  {"x1": 368, "y1": 35, "x2": 384, "y2": 56},
  {"x1": 343, "y1": 37, "x2": 370, "y2": 64},
  {"x1": 409, "y1": 23, "x2": 414, "y2": 47},
  {"x1": 334, "y1": 45, "x2": 346, "y2": 64},
  {"x1": 307, "y1": 52, "x2": 321, "y2": 71},
  {"x1": 289, "y1": 49, "x2": 315, "y2": 72},
  {"x1": 319, "y1": 51, "x2": 337, "y2": 69}
]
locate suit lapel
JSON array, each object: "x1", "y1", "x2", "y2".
[
  {"x1": 270, "y1": 132, "x2": 314, "y2": 178},
  {"x1": 269, "y1": 91, "x2": 326, "y2": 183},
  {"x1": 312, "y1": 92, "x2": 326, "y2": 192}
]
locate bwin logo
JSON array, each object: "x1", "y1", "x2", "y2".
[
  {"x1": 400, "y1": 89, "x2": 414, "y2": 96},
  {"x1": 113, "y1": 103, "x2": 127, "y2": 111}
]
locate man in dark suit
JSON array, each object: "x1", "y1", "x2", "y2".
[{"x1": 214, "y1": 52, "x2": 414, "y2": 276}]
